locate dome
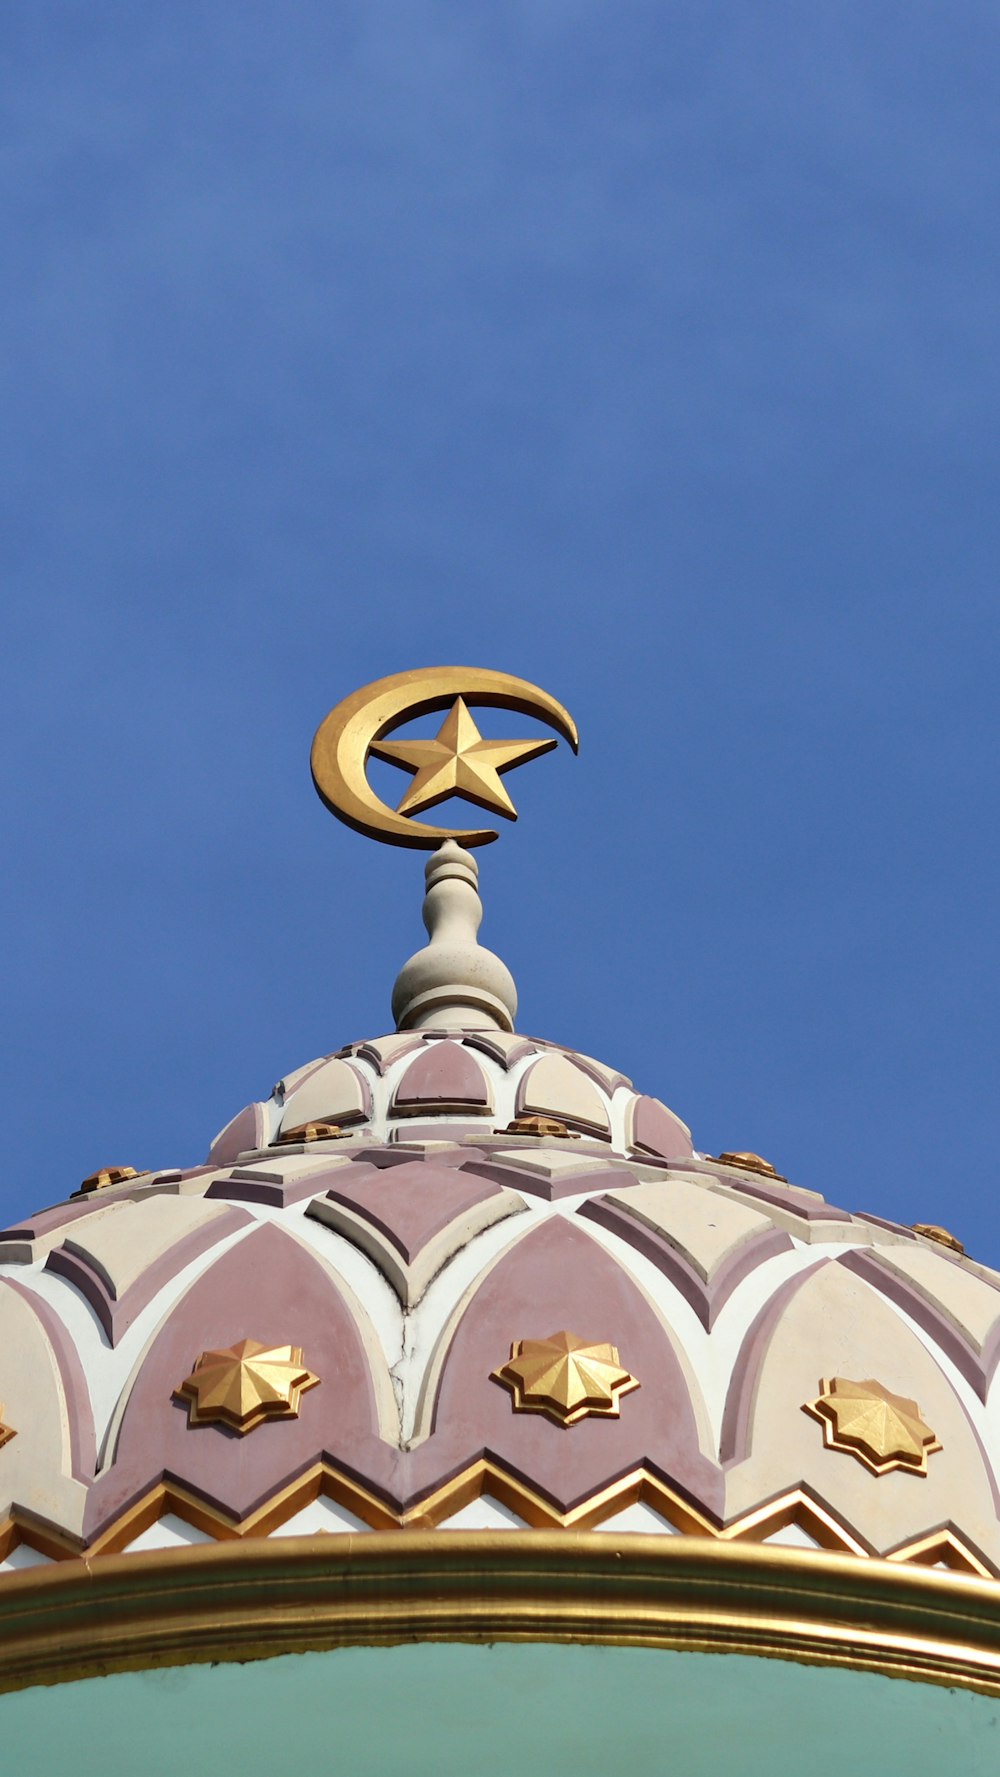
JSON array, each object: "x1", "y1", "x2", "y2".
[
  {"x1": 2, "y1": 679, "x2": 1000, "y2": 1762},
  {"x1": 0, "y1": 1023, "x2": 997, "y2": 1578}
]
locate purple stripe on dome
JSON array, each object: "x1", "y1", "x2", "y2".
[
  {"x1": 715, "y1": 1177, "x2": 853, "y2": 1223},
  {"x1": 552, "y1": 1052, "x2": 632, "y2": 1095},
  {"x1": 279, "y1": 1059, "x2": 373, "y2": 1131},
  {"x1": 838, "y1": 1249, "x2": 1000, "y2": 1404},
  {"x1": 628, "y1": 1096, "x2": 692, "y2": 1160},
  {"x1": 579, "y1": 1062, "x2": 632, "y2": 1094},
  {"x1": 277, "y1": 1056, "x2": 332, "y2": 1096},
  {"x1": 965, "y1": 1417, "x2": 1000, "y2": 1518},
  {"x1": 853, "y1": 1213, "x2": 917, "y2": 1239},
  {"x1": 354, "y1": 1142, "x2": 474, "y2": 1168},
  {"x1": 205, "y1": 1176, "x2": 317, "y2": 1209},
  {"x1": 831, "y1": 1283, "x2": 1000, "y2": 1518},
  {"x1": 462, "y1": 1159, "x2": 643, "y2": 1203},
  {"x1": 0, "y1": 1197, "x2": 122, "y2": 1243},
  {"x1": 719, "y1": 1261, "x2": 828, "y2": 1465},
  {"x1": 337, "y1": 1037, "x2": 436, "y2": 1075},
  {"x1": 0, "y1": 1171, "x2": 214, "y2": 1256},
  {"x1": 45, "y1": 1206, "x2": 250, "y2": 1347},
  {"x1": 3, "y1": 1278, "x2": 97, "y2": 1482},
  {"x1": 460, "y1": 1034, "x2": 538, "y2": 1069},
  {"x1": 580, "y1": 1197, "x2": 792, "y2": 1330},
  {"x1": 343, "y1": 1146, "x2": 428, "y2": 1171},
  {"x1": 206, "y1": 1167, "x2": 357, "y2": 1209},
  {"x1": 318, "y1": 1164, "x2": 505, "y2": 1266},
  {"x1": 514, "y1": 1057, "x2": 612, "y2": 1138},
  {"x1": 207, "y1": 1103, "x2": 268, "y2": 1166}
]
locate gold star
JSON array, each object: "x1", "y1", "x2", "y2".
[
  {"x1": 371, "y1": 697, "x2": 557, "y2": 821},
  {"x1": 0, "y1": 1408, "x2": 15, "y2": 1452},
  {"x1": 492, "y1": 1331, "x2": 639, "y2": 1428},
  {"x1": 803, "y1": 1376, "x2": 941, "y2": 1476},
  {"x1": 175, "y1": 1339, "x2": 320, "y2": 1436}
]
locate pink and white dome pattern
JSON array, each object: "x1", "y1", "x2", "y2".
[
  {"x1": 0, "y1": 1026, "x2": 998, "y2": 1576},
  {"x1": 209, "y1": 1031, "x2": 693, "y2": 1161}
]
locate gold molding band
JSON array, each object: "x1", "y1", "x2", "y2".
[{"x1": 1, "y1": 1533, "x2": 1000, "y2": 1698}]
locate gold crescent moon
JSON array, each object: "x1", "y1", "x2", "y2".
[{"x1": 310, "y1": 666, "x2": 579, "y2": 849}]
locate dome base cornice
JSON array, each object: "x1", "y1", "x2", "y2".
[{"x1": 0, "y1": 1532, "x2": 1000, "y2": 1698}]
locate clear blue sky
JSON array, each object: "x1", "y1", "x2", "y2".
[{"x1": 3, "y1": 6, "x2": 998, "y2": 1259}]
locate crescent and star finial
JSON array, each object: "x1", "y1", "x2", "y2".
[
  {"x1": 310, "y1": 667, "x2": 578, "y2": 849},
  {"x1": 310, "y1": 669, "x2": 577, "y2": 1030}
]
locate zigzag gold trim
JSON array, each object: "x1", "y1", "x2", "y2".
[
  {"x1": 886, "y1": 1528, "x2": 996, "y2": 1579},
  {"x1": 84, "y1": 1465, "x2": 400, "y2": 1555},
  {"x1": 0, "y1": 1534, "x2": 998, "y2": 1696},
  {"x1": 716, "y1": 1488, "x2": 872, "y2": 1557},
  {"x1": 400, "y1": 1461, "x2": 720, "y2": 1533},
  {"x1": 0, "y1": 1511, "x2": 85, "y2": 1564},
  {"x1": 0, "y1": 1461, "x2": 994, "y2": 1583}
]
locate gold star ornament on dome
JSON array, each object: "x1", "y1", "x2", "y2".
[
  {"x1": 175, "y1": 1340, "x2": 320, "y2": 1436},
  {"x1": 492, "y1": 1331, "x2": 640, "y2": 1428},
  {"x1": 803, "y1": 1376, "x2": 941, "y2": 1477}
]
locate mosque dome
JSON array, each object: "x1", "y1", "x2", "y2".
[{"x1": 2, "y1": 676, "x2": 999, "y2": 1767}]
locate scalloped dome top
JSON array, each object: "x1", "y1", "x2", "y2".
[{"x1": 208, "y1": 1028, "x2": 693, "y2": 1164}]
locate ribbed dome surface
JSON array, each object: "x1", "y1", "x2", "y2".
[{"x1": 0, "y1": 1026, "x2": 996, "y2": 1576}]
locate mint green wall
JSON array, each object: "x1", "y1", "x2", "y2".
[{"x1": 2, "y1": 1643, "x2": 998, "y2": 1776}]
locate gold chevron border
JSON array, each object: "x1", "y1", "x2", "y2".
[{"x1": 0, "y1": 1459, "x2": 995, "y2": 1577}]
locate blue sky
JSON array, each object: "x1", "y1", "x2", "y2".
[{"x1": 3, "y1": 5, "x2": 998, "y2": 1257}]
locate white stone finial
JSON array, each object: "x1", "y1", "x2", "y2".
[{"x1": 391, "y1": 841, "x2": 517, "y2": 1032}]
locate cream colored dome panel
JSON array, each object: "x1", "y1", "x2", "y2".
[
  {"x1": 516, "y1": 1052, "x2": 611, "y2": 1135},
  {"x1": 0, "y1": 1283, "x2": 90, "y2": 1545},
  {"x1": 278, "y1": 1057, "x2": 372, "y2": 1132},
  {"x1": 723, "y1": 1259, "x2": 1000, "y2": 1565}
]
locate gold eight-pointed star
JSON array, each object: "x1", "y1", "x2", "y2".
[
  {"x1": 803, "y1": 1376, "x2": 941, "y2": 1476},
  {"x1": 492, "y1": 1331, "x2": 640, "y2": 1428},
  {"x1": 175, "y1": 1339, "x2": 320, "y2": 1436},
  {"x1": 371, "y1": 697, "x2": 556, "y2": 821}
]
